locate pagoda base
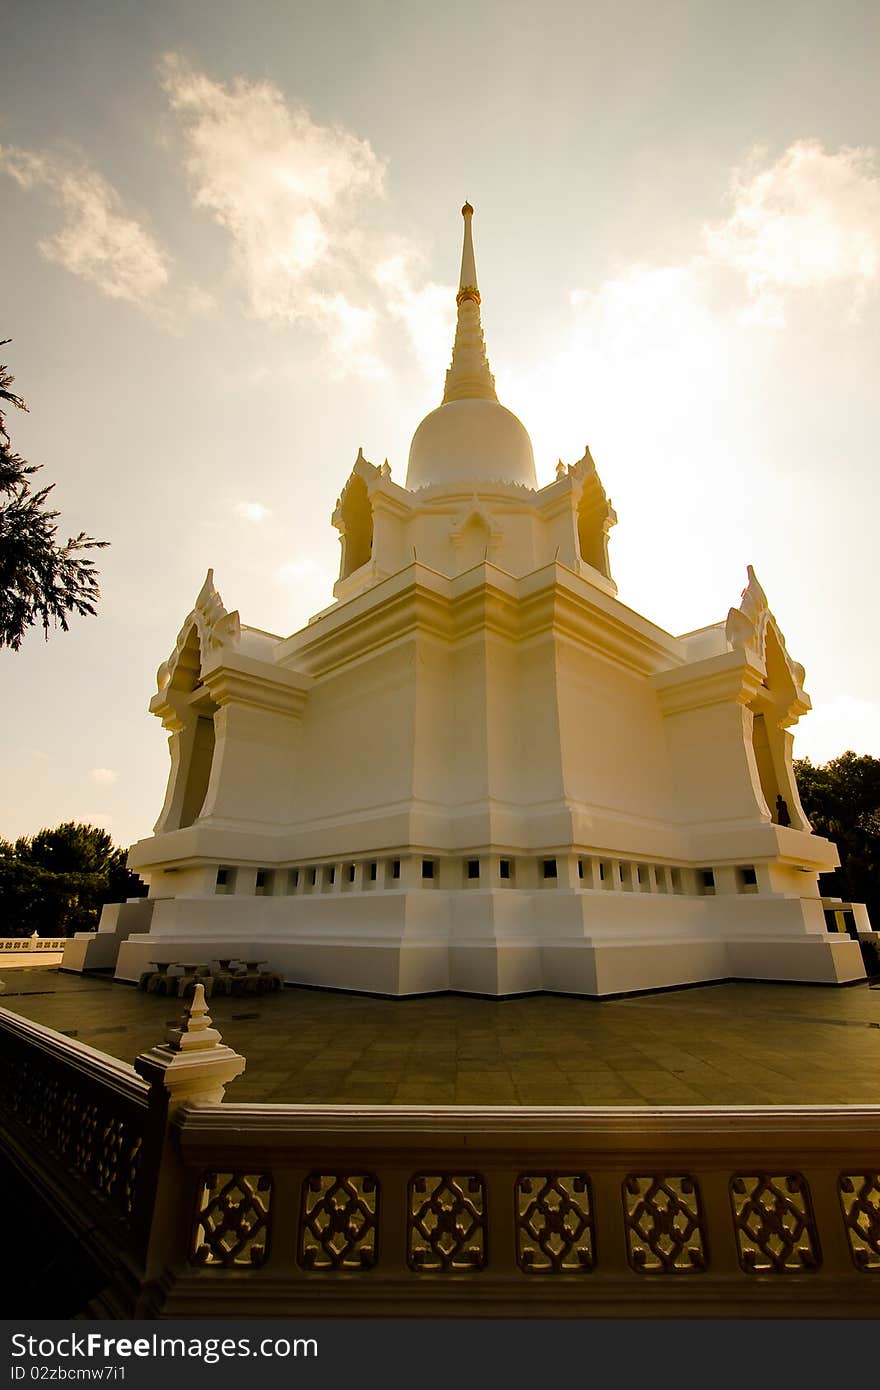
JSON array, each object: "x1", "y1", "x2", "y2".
[{"x1": 111, "y1": 887, "x2": 867, "y2": 997}]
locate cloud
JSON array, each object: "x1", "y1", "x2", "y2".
[
  {"x1": 234, "y1": 500, "x2": 271, "y2": 524},
  {"x1": 2, "y1": 58, "x2": 451, "y2": 373},
  {"x1": 275, "y1": 557, "x2": 331, "y2": 587},
  {"x1": 0, "y1": 145, "x2": 170, "y2": 306},
  {"x1": 375, "y1": 253, "x2": 455, "y2": 385},
  {"x1": 510, "y1": 139, "x2": 880, "y2": 480},
  {"x1": 704, "y1": 140, "x2": 880, "y2": 324},
  {"x1": 159, "y1": 56, "x2": 458, "y2": 380},
  {"x1": 274, "y1": 556, "x2": 336, "y2": 630},
  {"x1": 319, "y1": 292, "x2": 384, "y2": 378},
  {"x1": 0, "y1": 143, "x2": 212, "y2": 323},
  {"x1": 507, "y1": 259, "x2": 732, "y2": 481},
  {"x1": 161, "y1": 54, "x2": 389, "y2": 363},
  {"x1": 89, "y1": 768, "x2": 118, "y2": 784}
]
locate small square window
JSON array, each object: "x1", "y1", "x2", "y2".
[
  {"x1": 499, "y1": 859, "x2": 511, "y2": 880},
  {"x1": 701, "y1": 869, "x2": 715, "y2": 891},
  {"x1": 543, "y1": 858, "x2": 558, "y2": 879},
  {"x1": 741, "y1": 865, "x2": 757, "y2": 886},
  {"x1": 215, "y1": 865, "x2": 236, "y2": 895},
  {"x1": 392, "y1": 859, "x2": 401, "y2": 880},
  {"x1": 309, "y1": 867, "x2": 317, "y2": 886},
  {"x1": 598, "y1": 862, "x2": 605, "y2": 881},
  {"x1": 328, "y1": 866, "x2": 335, "y2": 885},
  {"x1": 578, "y1": 859, "x2": 584, "y2": 879},
  {"x1": 289, "y1": 868, "x2": 299, "y2": 891},
  {"x1": 255, "y1": 869, "x2": 266, "y2": 889},
  {"x1": 422, "y1": 859, "x2": 435, "y2": 879},
  {"x1": 348, "y1": 863, "x2": 356, "y2": 882},
  {"x1": 467, "y1": 859, "x2": 480, "y2": 879},
  {"x1": 369, "y1": 862, "x2": 377, "y2": 881}
]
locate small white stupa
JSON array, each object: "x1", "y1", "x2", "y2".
[{"x1": 80, "y1": 204, "x2": 873, "y2": 995}]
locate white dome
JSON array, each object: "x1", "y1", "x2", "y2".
[{"x1": 406, "y1": 397, "x2": 537, "y2": 491}]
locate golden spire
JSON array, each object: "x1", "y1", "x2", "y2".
[
  {"x1": 457, "y1": 202, "x2": 479, "y2": 305},
  {"x1": 443, "y1": 202, "x2": 497, "y2": 404}
]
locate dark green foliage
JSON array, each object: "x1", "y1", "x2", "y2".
[
  {"x1": 0, "y1": 341, "x2": 108, "y2": 650},
  {"x1": 0, "y1": 822, "x2": 146, "y2": 937},
  {"x1": 795, "y1": 750, "x2": 880, "y2": 925}
]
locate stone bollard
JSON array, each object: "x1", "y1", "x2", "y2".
[
  {"x1": 135, "y1": 983, "x2": 245, "y2": 1106},
  {"x1": 131, "y1": 985, "x2": 247, "y2": 1310}
]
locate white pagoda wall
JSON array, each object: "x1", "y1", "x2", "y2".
[{"x1": 114, "y1": 564, "x2": 869, "y2": 997}]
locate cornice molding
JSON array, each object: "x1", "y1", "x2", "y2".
[
  {"x1": 202, "y1": 654, "x2": 311, "y2": 718},
  {"x1": 278, "y1": 562, "x2": 685, "y2": 679},
  {"x1": 652, "y1": 651, "x2": 766, "y2": 714}
]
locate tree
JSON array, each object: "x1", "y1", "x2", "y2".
[
  {"x1": 0, "y1": 341, "x2": 108, "y2": 650},
  {"x1": 794, "y1": 750, "x2": 880, "y2": 925},
  {"x1": 0, "y1": 822, "x2": 146, "y2": 937}
]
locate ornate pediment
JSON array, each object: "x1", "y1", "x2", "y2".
[
  {"x1": 449, "y1": 499, "x2": 503, "y2": 545},
  {"x1": 156, "y1": 569, "x2": 241, "y2": 696},
  {"x1": 333, "y1": 448, "x2": 378, "y2": 513},
  {"x1": 725, "y1": 565, "x2": 808, "y2": 716},
  {"x1": 725, "y1": 565, "x2": 768, "y2": 651}
]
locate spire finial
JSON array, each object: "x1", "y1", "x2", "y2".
[
  {"x1": 457, "y1": 201, "x2": 479, "y2": 307},
  {"x1": 443, "y1": 202, "x2": 497, "y2": 404}
]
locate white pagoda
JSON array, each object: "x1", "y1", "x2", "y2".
[{"x1": 79, "y1": 204, "x2": 872, "y2": 995}]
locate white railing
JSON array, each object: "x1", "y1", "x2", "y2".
[
  {"x1": 158, "y1": 1101, "x2": 880, "y2": 1317},
  {"x1": 0, "y1": 936, "x2": 67, "y2": 952},
  {"x1": 1, "y1": 1001, "x2": 878, "y2": 1317}
]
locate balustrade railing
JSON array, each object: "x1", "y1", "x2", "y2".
[
  {"x1": 0, "y1": 936, "x2": 67, "y2": 953},
  {"x1": 0, "y1": 1000, "x2": 878, "y2": 1318},
  {"x1": 0, "y1": 1008, "x2": 157, "y2": 1295},
  {"x1": 159, "y1": 1102, "x2": 880, "y2": 1317}
]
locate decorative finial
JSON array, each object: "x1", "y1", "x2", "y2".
[
  {"x1": 462, "y1": 201, "x2": 474, "y2": 217},
  {"x1": 136, "y1": 978, "x2": 247, "y2": 1106},
  {"x1": 165, "y1": 982, "x2": 224, "y2": 1052}
]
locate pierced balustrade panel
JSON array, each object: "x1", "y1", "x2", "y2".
[
  {"x1": 299, "y1": 1174, "x2": 379, "y2": 1271},
  {"x1": 0, "y1": 1029, "x2": 146, "y2": 1225},
  {"x1": 730, "y1": 1174, "x2": 820, "y2": 1272},
  {"x1": 191, "y1": 1171, "x2": 273, "y2": 1268},
  {"x1": 838, "y1": 1173, "x2": 880, "y2": 1272},
  {"x1": 408, "y1": 1174, "x2": 486, "y2": 1272},
  {"x1": 516, "y1": 1174, "x2": 594, "y2": 1273},
  {"x1": 72, "y1": 1101, "x2": 100, "y2": 1182},
  {"x1": 623, "y1": 1174, "x2": 707, "y2": 1273}
]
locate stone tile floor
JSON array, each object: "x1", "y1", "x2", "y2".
[{"x1": 1, "y1": 967, "x2": 879, "y2": 1106}]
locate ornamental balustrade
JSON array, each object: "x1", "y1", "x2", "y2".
[
  {"x1": 0, "y1": 997, "x2": 878, "y2": 1318},
  {"x1": 0, "y1": 1007, "x2": 158, "y2": 1315},
  {"x1": 0, "y1": 936, "x2": 68, "y2": 953}
]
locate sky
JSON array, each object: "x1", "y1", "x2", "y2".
[{"x1": 2, "y1": 0, "x2": 879, "y2": 850}]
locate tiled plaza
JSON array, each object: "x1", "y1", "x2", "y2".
[{"x1": 2, "y1": 967, "x2": 879, "y2": 1106}]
